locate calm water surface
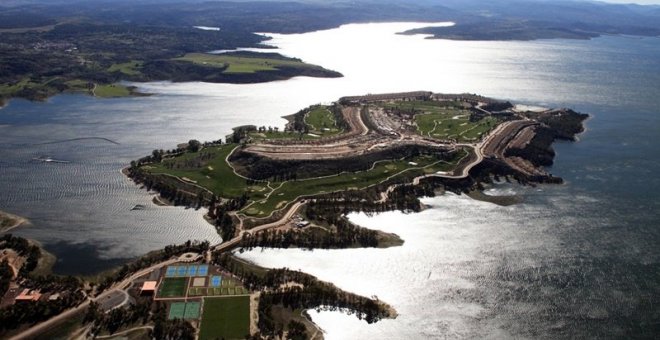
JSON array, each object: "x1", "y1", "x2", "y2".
[{"x1": 0, "y1": 23, "x2": 659, "y2": 337}]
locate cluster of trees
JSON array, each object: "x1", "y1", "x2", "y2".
[
  {"x1": 208, "y1": 195, "x2": 249, "y2": 241},
  {"x1": 0, "y1": 260, "x2": 11, "y2": 298},
  {"x1": 84, "y1": 298, "x2": 152, "y2": 336},
  {"x1": 127, "y1": 169, "x2": 209, "y2": 208},
  {"x1": 0, "y1": 235, "x2": 87, "y2": 333},
  {"x1": 286, "y1": 320, "x2": 308, "y2": 340},
  {"x1": 152, "y1": 309, "x2": 195, "y2": 340},
  {"x1": 98, "y1": 240, "x2": 210, "y2": 292},
  {"x1": 83, "y1": 299, "x2": 194, "y2": 339},
  {"x1": 0, "y1": 234, "x2": 41, "y2": 276},
  {"x1": 213, "y1": 254, "x2": 393, "y2": 337},
  {"x1": 161, "y1": 150, "x2": 216, "y2": 171},
  {"x1": 239, "y1": 218, "x2": 378, "y2": 250},
  {"x1": 526, "y1": 109, "x2": 589, "y2": 140},
  {"x1": 0, "y1": 286, "x2": 85, "y2": 332}
]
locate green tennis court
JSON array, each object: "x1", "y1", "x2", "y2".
[
  {"x1": 184, "y1": 301, "x2": 201, "y2": 319},
  {"x1": 168, "y1": 302, "x2": 186, "y2": 319}
]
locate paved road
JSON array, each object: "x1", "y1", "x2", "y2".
[{"x1": 212, "y1": 201, "x2": 304, "y2": 253}]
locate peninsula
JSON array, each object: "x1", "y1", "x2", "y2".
[
  {"x1": 2, "y1": 92, "x2": 587, "y2": 340},
  {"x1": 128, "y1": 91, "x2": 588, "y2": 247}
]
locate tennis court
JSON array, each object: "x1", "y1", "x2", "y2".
[
  {"x1": 211, "y1": 276, "x2": 222, "y2": 287},
  {"x1": 165, "y1": 266, "x2": 177, "y2": 277},
  {"x1": 165, "y1": 264, "x2": 209, "y2": 278},
  {"x1": 169, "y1": 301, "x2": 201, "y2": 320},
  {"x1": 184, "y1": 301, "x2": 201, "y2": 319},
  {"x1": 168, "y1": 302, "x2": 186, "y2": 319}
]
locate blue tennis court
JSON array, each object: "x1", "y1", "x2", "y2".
[
  {"x1": 165, "y1": 266, "x2": 177, "y2": 277},
  {"x1": 186, "y1": 265, "x2": 198, "y2": 277},
  {"x1": 176, "y1": 266, "x2": 187, "y2": 277},
  {"x1": 197, "y1": 265, "x2": 209, "y2": 276},
  {"x1": 211, "y1": 276, "x2": 222, "y2": 287}
]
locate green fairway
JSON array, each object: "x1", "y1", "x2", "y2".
[
  {"x1": 158, "y1": 277, "x2": 188, "y2": 298},
  {"x1": 199, "y1": 296, "x2": 251, "y2": 340},
  {"x1": 142, "y1": 143, "x2": 467, "y2": 218},
  {"x1": 243, "y1": 153, "x2": 455, "y2": 217},
  {"x1": 305, "y1": 106, "x2": 341, "y2": 136},
  {"x1": 146, "y1": 144, "x2": 260, "y2": 199},
  {"x1": 383, "y1": 101, "x2": 500, "y2": 142},
  {"x1": 175, "y1": 53, "x2": 322, "y2": 74}
]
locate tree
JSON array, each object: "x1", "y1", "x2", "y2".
[{"x1": 187, "y1": 139, "x2": 201, "y2": 152}]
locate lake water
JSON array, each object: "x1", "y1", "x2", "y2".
[{"x1": 0, "y1": 22, "x2": 658, "y2": 337}]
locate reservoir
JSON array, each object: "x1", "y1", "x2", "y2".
[{"x1": 0, "y1": 22, "x2": 658, "y2": 337}]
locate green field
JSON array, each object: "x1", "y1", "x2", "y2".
[
  {"x1": 199, "y1": 296, "x2": 251, "y2": 340},
  {"x1": 94, "y1": 84, "x2": 132, "y2": 98},
  {"x1": 146, "y1": 144, "x2": 261, "y2": 199},
  {"x1": 383, "y1": 101, "x2": 500, "y2": 142},
  {"x1": 143, "y1": 143, "x2": 468, "y2": 218},
  {"x1": 243, "y1": 153, "x2": 461, "y2": 217},
  {"x1": 175, "y1": 53, "x2": 321, "y2": 74},
  {"x1": 305, "y1": 106, "x2": 341, "y2": 136},
  {"x1": 158, "y1": 277, "x2": 188, "y2": 298},
  {"x1": 107, "y1": 60, "x2": 143, "y2": 76}
]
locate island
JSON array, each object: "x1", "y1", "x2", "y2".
[{"x1": 1, "y1": 92, "x2": 587, "y2": 340}]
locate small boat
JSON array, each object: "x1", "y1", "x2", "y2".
[{"x1": 32, "y1": 156, "x2": 70, "y2": 164}]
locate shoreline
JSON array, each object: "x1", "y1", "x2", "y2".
[{"x1": 0, "y1": 210, "x2": 30, "y2": 233}]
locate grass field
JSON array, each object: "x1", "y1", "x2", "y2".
[
  {"x1": 158, "y1": 277, "x2": 188, "y2": 298},
  {"x1": 94, "y1": 84, "x2": 132, "y2": 98},
  {"x1": 200, "y1": 296, "x2": 251, "y2": 340},
  {"x1": 243, "y1": 153, "x2": 460, "y2": 217},
  {"x1": 305, "y1": 106, "x2": 341, "y2": 136},
  {"x1": 146, "y1": 144, "x2": 263, "y2": 199},
  {"x1": 144, "y1": 143, "x2": 467, "y2": 218},
  {"x1": 175, "y1": 53, "x2": 322, "y2": 74},
  {"x1": 383, "y1": 101, "x2": 500, "y2": 142},
  {"x1": 107, "y1": 61, "x2": 143, "y2": 76}
]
